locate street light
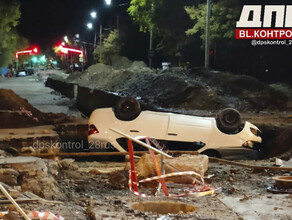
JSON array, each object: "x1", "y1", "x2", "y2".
[
  {"x1": 90, "y1": 11, "x2": 97, "y2": 18},
  {"x1": 105, "y1": 0, "x2": 111, "y2": 6},
  {"x1": 87, "y1": 22, "x2": 93, "y2": 29},
  {"x1": 87, "y1": 22, "x2": 97, "y2": 48},
  {"x1": 64, "y1": 36, "x2": 69, "y2": 44}
]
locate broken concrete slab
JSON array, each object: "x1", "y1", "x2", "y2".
[
  {"x1": 21, "y1": 175, "x2": 59, "y2": 200},
  {"x1": 0, "y1": 157, "x2": 48, "y2": 176},
  {"x1": 135, "y1": 154, "x2": 208, "y2": 183},
  {"x1": 0, "y1": 169, "x2": 19, "y2": 186},
  {"x1": 59, "y1": 159, "x2": 75, "y2": 170},
  {"x1": 0, "y1": 157, "x2": 61, "y2": 200}
]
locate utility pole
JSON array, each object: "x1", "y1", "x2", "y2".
[
  {"x1": 205, "y1": 0, "x2": 211, "y2": 69},
  {"x1": 149, "y1": 3, "x2": 154, "y2": 69},
  {"x1": 117, "y1": 15, "x2": 120, "y2": 37},
  {"x1": 149, "y1": 28, "x2": 153, "y2": 68},
  {"x1": 99, "y1": 23, "x2": 102, "y2": 60},
  {"x1": 93, "y1": 31, "x2": 97, "y2": 48}
]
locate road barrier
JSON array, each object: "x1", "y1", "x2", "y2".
[
  {"x1": 45, "y1": 76, "x2": 121, "y2": 116},
  {"x1": 45, "y1": 77, "x2": 77, "y2": 99}
]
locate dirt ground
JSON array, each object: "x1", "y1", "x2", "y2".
[
  {"x1": 0, "y1": 158, "x2": 291, "y2": 220},
  {"x1": 0, "y1": 74, "x2": 80, "y2": 128},
  {"x1": 0, "y1": 66, "x2": 291, "y2": 219}
]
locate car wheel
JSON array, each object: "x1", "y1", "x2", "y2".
[
  {"x1": 216, "y1": 108, "x2": 242, "y2": 134},
  {"x1": 201, "y1": 149, "x2": 221, "y2": 158},
  {"x1": 114, "y1": 97, "x2": 141, "y2": 121}
]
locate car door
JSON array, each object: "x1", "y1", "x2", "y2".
[
  {"x1": 167, "y1": 113, "x2": 213, "y2": 144},
  {"x1": 126, "y1": 111, "x2": 169, "y2": 139}
]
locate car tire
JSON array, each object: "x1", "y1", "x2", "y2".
[
  {"x1": 216, "y1": 108, "x2": 242, "y2": 134},
  {"x1": 114, "y1": 97, "x2": 141, "y2": 121}
]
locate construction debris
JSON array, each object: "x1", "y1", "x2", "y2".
[
  {"x1": 0, "y1": 157, "x2": 60, "y2": 200},
  {"x1": 109, "y1": 130, "x2": 219, "y2": 198},
  {"x1": 27, "y1": 211, "x2": 64, "y2": 220},
  {"x1": 0, "y1": 183, "x2": 30, "y2": 220},
  {"x1": 136, "y1": 153, "x2": 208, "y2": 180}
]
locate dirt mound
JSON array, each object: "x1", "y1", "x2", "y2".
[
  {"x1": 66, "y1": 71, "x2": 83, "y2": 81},
  {"x1": 118, "y1": 73, "x2": 226, "y2": 109},
  {"x1": 0, "y1": 89, "x2": 71, "y2": 128},
  {"x1": 87, "y1": 63, "x2": 112, "y2": 74},
  {"x1": 260, "y1": 125, "x2": 292, "y2": 159},
  {"x1": 130, "y1": 61, "x2": 148, "y2": 69},
  {"x1": 189, "y1": 70, "x2": 289, "y2": 111},
  {"x1": 64, "y1": 60, "x2": 290, "y2": 112},
  {"x1": 111, "y1": 55, "x2": 133, "y2": 70},
  {"x1": 0, "y1": 89, "x2": 42, "y2": 115}
]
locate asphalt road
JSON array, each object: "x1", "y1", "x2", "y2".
[{"x1": 0, "y1": 69, "x2": 81, "y2": 116}]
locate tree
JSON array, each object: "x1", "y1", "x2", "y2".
[
  {"x1": 184, "y1": 0, "x2": 242, "y2": 69},
  {"x1": 185, "y1": 0, "x2": 241, "y2": 44},
  {"x1": 153, "y1": 0, "x2": 195, "y2": 65},
  {"x1": 93, "y1": 29, "x2": 121, "y2": 64},
  {"x1": 127, "y1": 0, "x2": 204, "y2": 66},
  {"x1": 0, "y1": 0, "x2": 28, "y2": 67},
  {"x1": 127, "y1": 0, "x2": 161, "y2": 32}
]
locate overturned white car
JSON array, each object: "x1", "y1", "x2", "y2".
[{"x1": 88, "y1": 97, "x2": 262, "y2": 157}]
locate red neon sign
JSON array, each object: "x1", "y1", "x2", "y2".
[
  {"x1": 15, "y1": 47, "x2": 39, "y2": 59},
  {"x1": 56, "y1": 45, "x2": 83, "y2": 57}
]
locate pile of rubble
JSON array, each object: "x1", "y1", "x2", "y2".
[
  {"x1": 65, "y1": 56, "x2": 291, "y2": 112},
  {"x1": 0, "y1": 141, "x2": 290, "y2": 219},
  {"x1": 0, "y1": 156, "x2": 60, "y2": 200}
]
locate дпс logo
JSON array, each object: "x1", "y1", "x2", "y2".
[{"x1": 236, "y1": 5, "x2": 292, "y2": 39}]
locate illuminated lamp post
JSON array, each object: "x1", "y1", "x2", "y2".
[{"x1": 87, "y1": 22, "x2": 97, "y2": 48}]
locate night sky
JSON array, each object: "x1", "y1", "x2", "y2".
[
  {"x1": 18, "y1": 0, "x2": 124, "y2": 50},
  {"x1": 17, "y1": 0, "x2": 291, "y2": 50},
  {"x1": 16, "y1": 0, "x2": 292, "y2": 83}
]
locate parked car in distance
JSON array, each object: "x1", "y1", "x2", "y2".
[
  {"x1": 88, "y1": 97, "x2": 262, "y2": 157},
  {"x1": 16, "y1": 70, "x2": 27, "y2": 77},
  {"x1": 25, "y1": 67, "x2": 35, "y2": 75}
]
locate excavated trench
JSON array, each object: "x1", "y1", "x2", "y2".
[
  {"x1": 1, "y1": 77, "x2": 290, "y2": 160},
  {"x1": 44, "y1": 77, "x2": 292, "y2": 160}
]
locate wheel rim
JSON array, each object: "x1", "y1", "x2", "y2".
[
  {"x1": 121, "y1": 101, "x2": 135, "y2": 113},
  {"x1": 224, "y1": 113, "x2": 238, "y2": 125}
]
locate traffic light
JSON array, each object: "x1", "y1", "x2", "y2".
[
  {"x1": 40, "y1": 55, "x2": 46, "y2": 63},
  {"x1": 31, "y1": 56, "x2": 38, "y2": 63}
]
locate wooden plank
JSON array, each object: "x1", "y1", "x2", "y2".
[
  {"x1": 210, "y1": 157, "x2": 292, "y2": 171},
  {"x1": 0, "y1": 183, "x2": 30, "y2": 220},
  {"x1": 20, "y1": 150, "x2": 198, "y2": 158}
]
